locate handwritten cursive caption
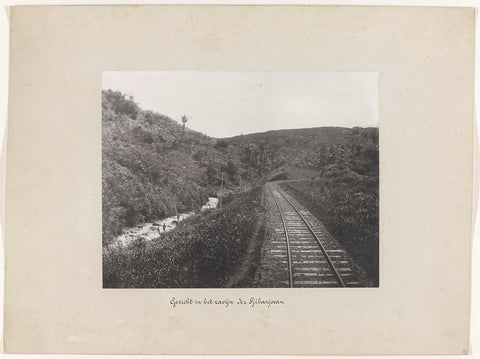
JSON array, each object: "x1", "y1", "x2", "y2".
[{"x1": 170, "y1": 297, "x2": 285, "y2": 308}]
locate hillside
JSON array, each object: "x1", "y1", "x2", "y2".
[
  {"x1": 102, "y1": 90, "x2": 246, "y2": 244},
  {"x1": 227, "y1": 126, "x2": 378, "y2": 178},
  {"x1": 102, "y1": 90, "x2": 378, "y2": 249}
]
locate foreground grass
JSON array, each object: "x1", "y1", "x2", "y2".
[
  {"x1": 283, "y1": 177, "x2": 379, "y2": 285},
  {"x1": 103, "y1": 187, "x2": 263, "y2": 288}
]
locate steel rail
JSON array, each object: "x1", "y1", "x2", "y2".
[
  {"x1": 274, "y1": 185, "x2": 346, "y2": 288},
  {"x1": 268, "y1": 184, "x2": 294, "y2": 288}
]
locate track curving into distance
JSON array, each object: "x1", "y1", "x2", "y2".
[{"x1": 268, "y1": 182, "x2": 361, "y2": 288}]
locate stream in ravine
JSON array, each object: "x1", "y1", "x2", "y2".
[{"x1": 114, "y1": 197, "x2": 219, "y2": 247}]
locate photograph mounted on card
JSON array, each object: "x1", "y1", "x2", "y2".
[{"x1": 4, "y1": 5, "x2": 473, "y2": 355}]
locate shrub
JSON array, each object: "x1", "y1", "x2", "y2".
[
  {"x1": 214, "y1": 139, "x2": 229, "y2": 149},
  {"x1": 103, "y1": 187, "x2": 263, "y2": 288},
  {"x1": 102, "y1": 89, "x2": 139, "y2": 118}
]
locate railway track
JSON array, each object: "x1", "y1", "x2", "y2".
[{"x1": 267, "y1": 183, "x2": 361, "y2": 288}]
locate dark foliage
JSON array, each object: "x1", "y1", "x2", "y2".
[
  {"x1": 102, "y1": 90, "x2": 246, "y2": 245},
  {"x1": 214, "y1": 139, "x2": 229, "y2": 149},
  {"x1": 103, "y1": 187, "x2": 263, "y2": 288},
  {"x1": 279, "y1": 128, "x2": 379, "y2": 284}
]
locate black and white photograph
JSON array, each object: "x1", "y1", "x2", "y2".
[
  {"x1": 102, "y1": 71, "x2": 379, "y2": 288},
  {"x1": 4, "y1": 3, "x2": 477, "y2": 356}
]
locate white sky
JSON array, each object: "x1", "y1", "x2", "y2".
[{"x1": 102, "y1": 71, "x2": 378, "y2": 138}]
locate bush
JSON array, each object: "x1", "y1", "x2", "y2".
[
  {"x1": 102, "y1": 89, "x2": 139, "y2": 118},
  {"x1": 103, "y1": 187, "x2": 263, "y2": 288},
  {"x1": 214, "y1": 139, "x2": 229, "y2": 149}
]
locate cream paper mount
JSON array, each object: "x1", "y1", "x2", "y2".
[{"x1": 5, "y1": 5, "x2": 474, "y2": 355}]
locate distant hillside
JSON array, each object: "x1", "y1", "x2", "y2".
[
  {"x1": 227, "y1": 126, "x2": 379, "y2": 177},
  {"x1": 229, "y1": 126, "x2": 352, "y2": 143}
]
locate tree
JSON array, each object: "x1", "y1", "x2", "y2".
[{"x1": 181, "y1": 115, "x2": 189, "y2": 138}]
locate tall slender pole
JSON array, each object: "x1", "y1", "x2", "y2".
[{"x1": 219, "y1": 172, "x2": 224, "y2": 209}]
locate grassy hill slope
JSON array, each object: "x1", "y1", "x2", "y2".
[{"x1": 102, "y1": 90, "x2": 246, "y2": 244}]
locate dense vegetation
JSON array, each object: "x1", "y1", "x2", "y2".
[
  {"x1": 228, "y1": 126, "x2": 377, "y2": 175},
  {"x1": 103, "y1": 89, "x2": 379, "y2": 286},
  {"x1": 102, "y1": 90, "x2": 251, "y2": 245},
  {"x1": 281, "y1": 128, "x2": 379, "y2": 285},
  {"x1": 103, "y1": 187, "x2": 263, "y2": 288}
]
